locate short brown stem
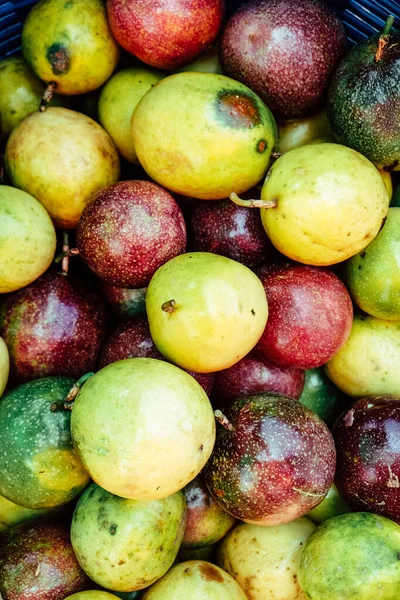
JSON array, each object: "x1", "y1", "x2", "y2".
[
  {"x1": 50, "y1": 372, "x2": 94, "y2": 412},
  {"x1": 375, "y1": 15, "x2": 395, "y2": 62},
  {"x1": 50, "y1": 400, "x2": 74, "y2": 412},
  {"x1": 214, "y1": 410, "x2": 235, "y2": 431},
  {"x1": 39, "y1": 82, "x2": 56, "y2": 112},
  {"x1": 229, "y1": 192, "x2": 277, "y2": 209},
  {"x1": 271, "y1": 150, "x2": 283, "y2": 159},
  {"x1": 162, "y1": 299, "x2": 176, "y2": 313}
]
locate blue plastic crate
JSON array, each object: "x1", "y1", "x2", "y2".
[{"x1": 1, "y1": 0, "x2": 400, "y2": 59}]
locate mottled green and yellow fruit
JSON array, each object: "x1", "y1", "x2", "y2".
[
  {"x1": 98, "y1": 67, "x2": 164, "y2": 164},
  {"x1": 22, "y1": 0, "x2": 120, "y2": 95},
  {"x1": 299, "y1": 512, "x2": 400, "y2": 600},
  {"x1": 217, "y1": 519, "x2": 316, "y2": 600},
  {"x1": 142, "y1": 561, "x2": 248, "y2": 600},
  {"x1": 325, "y1": 314, "x2": 400, "y2": 397},
  {"x1": 0, "y1": 338, "x2": 9, "y2": 398},
  {"x1": 146, "y1": 253, "x2": 268, "y2": 372},
  {"x1": 0, "y1": 186, "x2": 56, "y2": 293},
  {"x1": 0, "y1": 56, "x2": 66, "y2": 145},
  {"x1": 345, "y1": 208, "x2": 400, "y2": 320},
  {"x1": 132, "y1": 72, "x2": 277, "y2": 199},
  {"x1": 260, "y1": 143, "x2": 389, "y2": 266},
  {"x1": 5, "y1": 107, "x2": 120, "y2": 228}
]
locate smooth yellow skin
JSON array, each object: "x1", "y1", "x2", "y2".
[
  {"x1": 0, "y1": 494, "x2": 57, "y2": 533},
  {"x1": 0, "y1": 186, "x2": 56, "y2": 293},
  {"x1": 146, "y1": 252, "x2": 269, "y2": 373},
  {"x1": 5, "y1": 107, "x2": 120, "y2": 228},
  {"x1": 0, "y1": 339, "x2": 9, "y2": 398},
  {"x1": 22, "y1": 0, "x2": 120, "y2": 95},
  {"x1": 132, "y1": 72, "x2": 277, "y2": 199},
  {"x1": 276, "y1": 111, "x2": 332, "y2": 153},
  {"x1": 71, "y1": 358, "x2": 215, "y2": 500},
  {"x1": 217, "y1": 518, "x2": 316, "y2": 600},
  {"x1": 98, "y1": 67, "x2": 164, "y2": 164},
  {"x1": 65, "y1": 593, "x2": 120, "y2": 599},
  {"x1": 143, "y1": 561, "x2": 247, "y2": 600},
  {"x1": 380, "y1": 169, "x2": 393, "y2": 200},
  {"x1": 261, "y1": 143, "x2": 389, "y2": 266},
  {"x1": 325, "y1": 314, "x2": 400, "y2": 397}
]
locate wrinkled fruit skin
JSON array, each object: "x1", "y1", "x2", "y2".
[
  {"x1": 76, "y1": 180, "x2": 186, "y2": 288},
  {"x1": 255, "y1": 262, "x2": 353, "y2": 369},
  {"x1": 0, "y1": 272, "x2": 107, "y2": 383},
  {"x1": 0, "y1": 520, "x2": 88, "y2": 600},
  {"x1": 203, "y1": 393, "x2": 336, "y2": 526},
  {"x1": 107, "y1": 0, "x2": 224, "y2": 71},
  {"x1": 98, "y1": 315, "x2": 215, "y2": 395},
  {"x1": 189, "y1": 197, "x2": 276, "y2": 269},
  {"x1": 333, "y1": 396, "x2": 400, "y2": 524},
  {"x1": 181, "y1": 476, "x2": 236, "y2": 548},
  {"x1": 220, "y1": 0, "x2": 347, "y2": 119},
  {"x1": 213, "y1": 354, "x2": 305, "y2": 405}
]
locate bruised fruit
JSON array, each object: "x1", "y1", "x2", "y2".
[
  {"x1": 259, "y1": 143, "x2": 390, "y2": 265},
  {"x1": 203, "y1": 394, "x2": 336, "y2": 526},
  {"x1": 0, "y1": 520, "x2": 88, "y2": 600},
  {"x1": 107, "y1": 0, "x2": 224, "y2": 71},
  {"x1": 71, "y1": 358, "x2": 215, "y2": 500},
  {"x1": 0, "y1": 272, "x2": 106, "y2": 383},
  {"x1": 98, "y1": 67, "x2": 165, "y2": 164},
  {"x1": 325, "y1": 314, "x2": 400, "y2": 397},
  {"x1": 220, "y1": 0, "x2": 347, "y2": 119},
  {"x1": 146, "y1": 252, "x2": 268, "y2": 373},
  {"x1": 0, "y1": 186, "x2": 56, "y2": 294},
  {"x1": 132, "y1": 72, "x2": 277, "y2": 199},
  {"x1": 22, "y1": 0, "x2": 120, "y2": 95},
  {"x1": 217, "y1": 518, "x2": 317, "y2": 600},
  {"x1": 333, "y1": 396, "x2": 400, "y2": 524},
  {"x1": 181, "y1": 476, "x2": 236, "y2": 549},
  {"x1": 255, "y1": 263, "x2": 353, "y2": 369},
  {"x1": 76, "y1": 180, "x2": 186, "y2": 288},
  {"x1": 5, "y1": 107, "x2": 120, "y2": 228},
  {"x1": 71, "y1": 483, "x2": 186, "y2": 591},
  {"x1": 142, "y1": 560, "x2": 248, "y2": 600},
  {"x1": 0, "y1": 377, "x2": 90, "y2": 509}
]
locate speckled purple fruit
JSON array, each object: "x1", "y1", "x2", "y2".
[
  {"x1": 203, "y1": 393, "x2": 336, "y2": 526},
  {"x1": 220, "y1": 0, "x2": 347, "y2": 119},
  {"x1": 107, "y1": 0, "x2": 225, "y2": 70},
  {"x1": 189, "y1": 198, "x2": 276, "y2": 268},
  {"x1": 213, "y1": 354, "x2": 305, "y2": 405},
  {"x1": 333, "y1": 396, "x2": 400, "y2": 524},
  {"x1": 98, "y1": 315, "x2": 215, "y2": 395},
  {"x1": 0, "y1": 520, "x2": 88, "y2": 600},
  {"x1": 0, "y1": 272, "x2": 107, "y2": 383},
  {"x1": 255, "y1": 262, "x2": 353, "y2": 369},
  {"x1": 76, "y1": 180, "x2": 187, "y2": 288}
]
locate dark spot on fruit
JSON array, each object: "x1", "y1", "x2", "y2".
[
  {"x1": 397, "y1": 552, "x2": 400, "y2": 560},
  {"x1": 379, "y1": 216, "x2": 387, "y2": 232},
  {"x1": 46, "y1": 43, "x2": 70, "y2": 75},
  {"x1": 199, "y1": 562, "x2": 224, "y2": 582},
  {"x1": 159, "y1": 545, "x2": 164, "y2": 552},
  {"x1": 251, "y1": 309, "x2": 256, "y2": 316},
  {"x1": 215, "y1": 489, "x2": 225, "y2": 497},
  {"x1": 216, "y1": 90, "x2": 261, "y2": 129},
  {"x1": 199, "y1": 444, "x2": 204, "y2": 451},
  {"x1": 109, "y1": 524, "x2": 117, "y2": 535},
  {"x1": 360, "y1": 251, "x2": 366, "y2": 259},
  {"x1": 156, "y1": 486, "x2": 160, "y2": 490},
  {"x1": 184, "y1": 568, "x2": 191, "y2": 574},
  {"x1": 118, "y1": 559, "x2": 125, "y2": 565},
  {"x1": 256, "y1": 139, "x2": 268, "y2": 153}
]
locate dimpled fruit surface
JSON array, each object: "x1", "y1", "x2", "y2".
[{"x1": 132, "y1": 72, "x2": 277, "y2": 199}]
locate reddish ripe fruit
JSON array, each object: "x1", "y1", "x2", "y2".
[
  {"x1": 0, "y1": 272, "x2": 106, "y2": 383},
  {"x1": 98, "y1": 315, "x2": 215, "y2": 396},
  {"x1": 203, "y1": 393, "x2": 336, "y2": 525},
  {"x1": 333, "y1": 396, "x2": 400, "y2": 524},
  {"x1": 107, "y1": 0, "x2": 225, "y2": 70},
  {"x1": 255, "y1": 262, "x2": 353, "y2": 369},
  {"x1": 213, "y1": 354, "x2": 305, "y2": 405},
  {"x1": 189, "y1": 198, "x2": 276, "y2": 269},
  {"x1": 76, "y1": 180, "x2": 187, "y2": 288},
  {"x1": 0, "y1": 520, "x2": 88, "y2": 600},
  {"x1": 220, "y1": 0, "x2": 347, "y2": 119}
]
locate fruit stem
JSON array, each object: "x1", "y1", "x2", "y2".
[
  {"x1": 162, "y1": 299, "x2": 176, "y2": 313},
  {"x1": 214, "y1": 409, "x2": 235, "y2": 431},
  {"x1": 56, "y1": 231, "x2": 79, "y2": 275},
  {"x1": 50, "y1": 372, "x2": 94, "y2": 412},
  {"x1": 375, "y1": 15, "x2": 395, "y2": 62},
  {"x1": 39, "y1": 82, "x2": 56, "y2": 112},
  {"x1": 229, "y1": 192, "x2": 277, "y2": 209}
]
